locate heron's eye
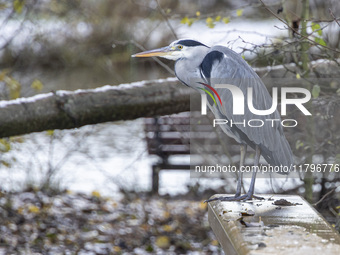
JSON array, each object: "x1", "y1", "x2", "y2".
[{"x1": 177, "y1": 45, "x2": 183, "y2": 50}]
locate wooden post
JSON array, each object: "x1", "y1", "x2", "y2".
[
  {"x1": 151, "y1": 165, "x2": 160, "y2": 194},
  {"x1": 208, "y1": 194, "x2": 340, "y2": 254}
]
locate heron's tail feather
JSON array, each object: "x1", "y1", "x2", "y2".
[{"x1": 260, "y1": 135, "x2": 293, "y2": 174}]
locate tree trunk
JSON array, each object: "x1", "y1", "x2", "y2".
[{"x1": 0, "y1": 78, "x2": 190, "y2": 138}]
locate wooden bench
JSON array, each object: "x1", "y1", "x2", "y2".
[
  {"x1": 144, "y1": 111, "x2": 262, "y2": 194},
  {"x1": 144, "y1": 111, "x2": 229, "y2": 194},
  {"x1": 144, "y1": 112, "x2": 191, "y2": 194}
]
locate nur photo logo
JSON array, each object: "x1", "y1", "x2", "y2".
[{"x1": 198, "y1": 83, "x2": 312, "y2": 128}]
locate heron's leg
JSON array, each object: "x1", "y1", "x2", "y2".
[
  {"x1": 241, "y1": 145, "x2": 264, "y2": 201},
  {"x1": 244, "y1": 145, "x2": 260, "y2": 198},
  {"x1": 205, "y1": 145, "x2": 264, "y2": 203},
  {"x1": 204, "y1": 145, "x2": 245, "y2": 203},
  {"x1": 235, "y1": 144, "x2": 247, "y2": 197}
]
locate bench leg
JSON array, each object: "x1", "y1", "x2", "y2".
[{"x1": 152, "y1": 165, "x2": 160, "y2": 195}]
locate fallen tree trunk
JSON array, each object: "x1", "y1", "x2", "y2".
[
  {"x1": 0, "y1": 59, "x2": 339, "y2": 138},
  {"x1": 0, "y1": 78, "x2": 190, "y2": 138}
]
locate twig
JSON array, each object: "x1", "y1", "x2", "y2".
[
  {"x1": 180, "y1": 1, "x2": 265, "y2": 21},
  {"x1": 133, "y1": 40, "x2": 175, "y2": 75},
  {"x1": 329, "y1": 8, "x2": 340, "y2": 28},
  {"x1": 313, "y1": 188, "x2": 336, "y2": 207},
  {"x1": 155, "y1": 0, "x2": 178, "y2": 40},
  {"x1": 307, "y1": 18, "x2": 340, "y2": 23},
  {"x1": 114, "y1": 39, "x2": 175, "y2": 75},
  {"x1": 258, "y1": 0, "x2": 340, "y2": 55},
  {"x1": 300, "y1": 0, "x2": 310, "y2": 75}
]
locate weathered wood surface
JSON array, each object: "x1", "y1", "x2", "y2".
[{"x1": 208, "y1": 194, "x2": 340, "y2": 255}]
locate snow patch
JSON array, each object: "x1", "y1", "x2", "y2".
[{"x1": 0, "y1": 77, "x2": 178, "y2": 107}]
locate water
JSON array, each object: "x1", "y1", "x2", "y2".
[{"x1": 0, "y1": 120, "x2": 149, "y2": 198}]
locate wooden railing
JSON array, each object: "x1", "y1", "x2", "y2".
[{"x1": 207, "y1": 194, "x2": 340, "y2": 254}]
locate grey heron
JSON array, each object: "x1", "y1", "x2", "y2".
[{"x1": 132, "y1": 39, "x2": 293, "y2": 201}]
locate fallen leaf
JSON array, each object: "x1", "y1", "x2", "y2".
[{"x1": 155, "y1": 236, "x2": 170, "y2": 249}]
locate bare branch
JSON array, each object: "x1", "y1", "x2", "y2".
[
  {"x1": 313, "y1": 188, "x2": 336, "y2": 207},
  {"x1": 259, "y1": 0, "x2": 340, "y2": 55},
  {"x1": 155, "y1": 0, "x2": 178, "y2": 40},
  {"x1": 113, "y1": 39, "x2": 175, "y2": 75},
  {"x1": 329, "y1": 8, "x2": 340, "y2": 28}
]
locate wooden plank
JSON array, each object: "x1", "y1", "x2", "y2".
[
  {"x1": 144, "y1": 124, "x2": 214, "y2": 132},
  {"x1": 147, "y1": 145, "x2": 190, "y2": 155},
  {"x1": 145, "y1": 131, "x2": 218, "y2": 139},
  {"x1": 145, "y1": 136, "x2": 221, "y2": 145},
  {"x1": 208, "y1": 194, "x2": 340, "y2": 255},
  {"x1": 153, "y1": 164, "x2": 191, "y2": 170}
]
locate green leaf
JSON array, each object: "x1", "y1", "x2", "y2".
[
  {"x1": 206, "y1": 17, "x2": 215, "y2": 28},
  {"x1": 181, "y1": 16, "x2": 189, "y2": 24},
  {"x1": 31, "y1": 79, "x2": 43, "y2": 91},
  {"x1": 5, "y1": 76, "x2": 21, "y2": 99},
  {"x1": 0, "y1": 69, "x2": 10, "y2": 81},
  {"x1": 0, "y1": 139, "x2": 11, "y2": 152},
  {"x1": 181, "y1": 16, "x2": 195, "y2": 27},
  {"x1": 13, "y1": 0, "x2": 25, "y2": 14},
  {"x1": 311, "y1": 22, "x2": 322, "y2": 36},
  {"x1": 311, "y1": 22, "x2": 320, "y2": 31},
  {"x1": 312, "y1": 84, "x2": 320, "y2": 98},
  {"x1": 295, "y1": 140, "x2": 304, "y2": 150},
  {"x1": 315, "y1": 37, "x2": 327, "y2": 46},
  {"x1": 46, "y1": 130, "x2": 55, "y2": 136},
  {"x1": 222, "y1": 17, "x2": 230, "y2": 24},
  {"x1": 236, "y1": 9, "x2": 243, "y2": 17},
  {"x1": 187, "y1": 18, "x2": 195, "y2": 27}
]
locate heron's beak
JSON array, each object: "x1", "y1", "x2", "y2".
[{"x1": 132, "y1": 46, "x2": 171, "y2": 58}]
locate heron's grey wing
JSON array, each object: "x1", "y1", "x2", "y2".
[{"x1": 201, "y1": 46, "x2": 293, "y2": 168}]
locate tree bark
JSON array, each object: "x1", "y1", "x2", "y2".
[
  {"x1": 0, "y1": 59, "x2": 339, "y2": 138},
  {"x1": 0, "y1": 78, "x2": 190, "y2": 138}
]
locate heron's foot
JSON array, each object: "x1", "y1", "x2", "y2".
[
  {"x1": 205, "y1": 193, "x2": 264, "y2": 203},
  {"x1": 252, "y1": 194, "x2": 265, "y2": 200},
  {"x1": 238, "y1": 193, "x2": 264, "y2": 201}
]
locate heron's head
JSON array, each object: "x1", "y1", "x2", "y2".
[{"x1": 132, "y1": 39, "x2": 209, "y2": 61}]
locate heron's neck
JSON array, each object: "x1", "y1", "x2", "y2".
[
  {"x1": 175, "y1": 57, "x2": 203, "y2": 87},
  {"x1": 175, "y1": 46, "x2": 210, "y2": 88}
]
